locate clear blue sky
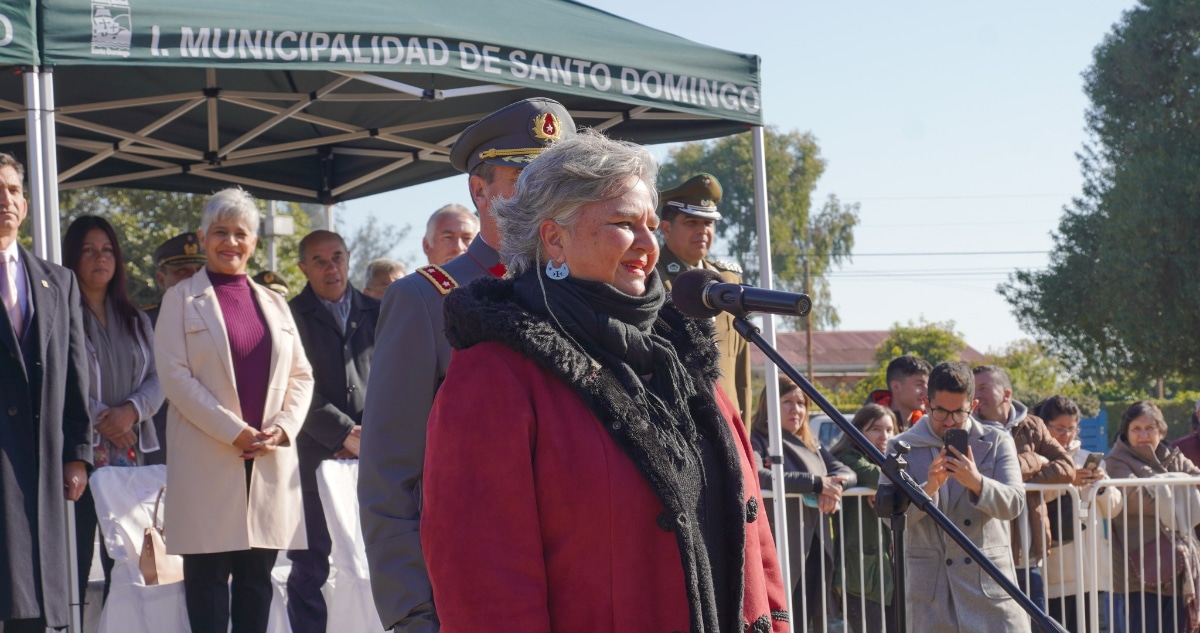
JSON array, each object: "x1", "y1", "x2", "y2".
[{"x1": 339, "y1": 0, "x2": 1138, "y2": 354}]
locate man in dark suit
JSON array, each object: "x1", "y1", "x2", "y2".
[
  {"x1": 0, "y1": 152, "x2": 92, "y2": 632},
  {"x1": 286, "y1": 230, "x2": 380, "y2": 633}
]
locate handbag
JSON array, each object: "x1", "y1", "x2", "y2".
[
  {"x1": 139, "y1": 486, "x2": 184, "y2": 586},
  {"x1": 1130, "y1": 530, "x2": 1185, "y2": 592}
]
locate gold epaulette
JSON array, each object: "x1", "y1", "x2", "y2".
[{"x1": 416, "y1": 265, "x2": 459, "y2": 296}]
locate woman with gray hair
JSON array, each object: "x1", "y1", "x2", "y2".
[
  {"x1": 155, "y1": 187, "x2": 314, "y2": 633},
  {"x1": 421, "y1": 130, "x2": 788, "y2": 632},
  {"x1": 1105, "y1": 400, "x2": 1200, "y2": 633}
]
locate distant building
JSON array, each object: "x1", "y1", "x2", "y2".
[{"x1": 750, "y1": 330, "x2": 986, "y2": 390}]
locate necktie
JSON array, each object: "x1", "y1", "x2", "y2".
[{"x1": 0, "y1": 254, "x2": 21, "y2": 338}]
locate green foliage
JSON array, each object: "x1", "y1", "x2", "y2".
[
  {"x1": 981, "y1": 339, "x2": 1100, "y2": 417},
  {"x1": 658, "y1": 127, "x2": 859, "y2": 329},
  {"x1": 1001, "y1": 0, "x2": 1200, "y2": 384},
  {"x1": 59, "y1": 188, "x2": 311, "y2": 304},
  {"x1": 851, "y1": 319, "x2": 968, "y2": 404},
  {"x1": 873, "y1": 318, "x2": 968, "y2": 366}
]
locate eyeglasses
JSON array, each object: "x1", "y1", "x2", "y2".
[
  {"x1": 1047, "y1": 425, "x2": 1078, "y2": 438},
  {"x1": 930, "y1": 407, "x2": 972, "y2": 424}
]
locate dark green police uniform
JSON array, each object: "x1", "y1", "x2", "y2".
[
  {"x1": 143, "y1": 232, "x2": 206, "y2": 325},
  {"x1": 143, "y1": 231, "x2": 207, "y2": 466},
  {"x1": 656, "y1": 173, "x2": 753, "y2": 426},
  {"x1": 252, "y1": 270, "x2": 290, "y2": 297}
]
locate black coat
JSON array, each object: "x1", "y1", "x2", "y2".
[
  {"x1": 0, "y1": 247, "x2": 91, "y2": 626},
  {"x1": 289, "y1": 284, "x2": 379, "y2": 492}
]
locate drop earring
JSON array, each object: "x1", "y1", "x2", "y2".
[{"x1": 545, "y1": 259, "x2": 570, "y2": 280}]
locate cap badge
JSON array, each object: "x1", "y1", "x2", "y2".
[
  {"x1": 264, "y1": 273, "x2": 275, "y2": 283},
  {"x1": 533, "y1": 113, "x2": 563, "y2": 142},
  {"x1": 667, "y1": 262, "x2": 680, "y2": 273},
  {"x1": 184, "y1": 243, "x2": 199, "y2": 255}
]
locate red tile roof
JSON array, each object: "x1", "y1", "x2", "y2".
[{"x1": 750, "y1": 330, "x2": 986, "y2": 372}]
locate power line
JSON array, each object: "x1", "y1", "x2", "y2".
[
  {"x1": 850, "y1": 250, "x2": 1048, "y2": 257},
  {"x1": 844, "y1": 193, "x2": 1072, "y2": 201}
]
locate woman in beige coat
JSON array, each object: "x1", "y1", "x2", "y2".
[{"x1": 155, "y1": 187, "x2": 313, "y2": 633}]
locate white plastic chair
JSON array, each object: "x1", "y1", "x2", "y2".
[
  {"x1": 89, "y1": 465, "x2": 190, "y2": 633},
  {"x1": 316, "y1": 460, "x2": 386, "y2": 632}
]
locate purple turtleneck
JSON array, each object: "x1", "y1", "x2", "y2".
[{"x1": 208, "y1": 270, "x2": 272, "y2": 430}]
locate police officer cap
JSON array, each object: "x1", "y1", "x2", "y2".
[
  {"x1": 153, "y1": 232, "x2": 206, "y2": 267},
  {"x1": 252, "y1": 270, "x2": 289, "y2": 296},
  {"x1": 449, "y1": 97, "x2": 576, "y2": 174},
  {"x1": 660, "y1": 173, "x2": 723, "y2": 221}
]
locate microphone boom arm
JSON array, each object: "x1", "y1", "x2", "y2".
[{"x1": 729, "y1": 315, "x2": 1065, "y2": 633}]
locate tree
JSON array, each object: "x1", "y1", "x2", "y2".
[
  {"x1": 341, "y1": 213, "x2": 412, "y2": 288},
  {"x1": 659, "y1": 127, "x2": 859, "y2": 328},
  {"x1": 1001, "y1": 1, "x2": 1200, "y2": 384},
  {"x1": 852, "y1": 319, "x2": 968, "y2": 402},
  {"x1": 983, "y1": 339, "x2": 1100, "y2": 417},
  {"x1": 58, "y1": 188, "x2": 311, "y2": 305}
]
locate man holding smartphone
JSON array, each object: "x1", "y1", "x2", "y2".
[{"x1": 881, "y1": 361, "x2": 1030, "y2": 633}]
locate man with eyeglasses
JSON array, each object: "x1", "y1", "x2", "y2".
[
  {"x1": 972, "y1": 365, "x2": 1073, "y2": 617},
  {"x1": 880, "y1": 361, "x2": 1030, "y2": 633}
]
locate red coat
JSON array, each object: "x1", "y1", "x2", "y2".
[{"x1": 422, "y1": 340, "x2": 789, "y2": 632}]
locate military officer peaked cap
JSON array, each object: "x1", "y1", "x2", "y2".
[
  {"x1": 153, "y1": 232, "x2": 206, "y2": 267},
  {"x1": 450, "y1": 97, "x2": 576, "y2": 174},
  {"x1": 660, "y1": 173, "x2": 723, "y2": 221},
  {"x1": 252, "y1": 270, "x2": 289, "y2": 296}
]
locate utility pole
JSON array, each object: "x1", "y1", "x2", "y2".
[{"x1": 804, "y1": 247, "x2": 814, "y2": 384}]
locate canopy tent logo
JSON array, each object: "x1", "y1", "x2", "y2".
[{"x1": 91, "y1": 0, "x2": 131, "y2": 57}]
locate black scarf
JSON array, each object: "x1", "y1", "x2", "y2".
[
  {"x1": 513, "y1": 271, "x2": 700, "y2": 466},
  {"x1": 446, "y1": 270, "x2": 750, "y2": 633}
]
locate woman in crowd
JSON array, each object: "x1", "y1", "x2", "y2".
[
  {"x1": 155, "y1": 187, "x2": 313, "y2": 633},
  {"x1": 63, "y1": 215, "x2": 164, "y2": 600},
  {"x1": 1036, "y1": 396, "x2": 1122, "y2": 633},
  {"x1": 421, "y1": 130, "x2": 788, "y2": 632},
  {"x1": 750, "y1": 376, "x2": 855, "y2": 631},
  {"x1": 1105, "y1": 400, "x2": 1200, "y2": 633},
  {"x1": 831, "y1": 403, "x2": 897, "y2": 633}
]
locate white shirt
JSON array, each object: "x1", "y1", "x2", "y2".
[{"x1": 1, "y1": 240, "x2": 28, "y2": 326}]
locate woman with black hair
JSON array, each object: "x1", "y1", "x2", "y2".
[{"x1": 63, "y1": 215, "x2": 164, "y2": 600}]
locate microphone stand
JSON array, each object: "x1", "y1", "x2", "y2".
[{"x1": 730, "y1": 315, "x2": 1066, "y2": 633}]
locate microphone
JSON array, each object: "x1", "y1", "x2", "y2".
[{"x1": 671, "y1": 268, "x2": 812, "y2": 319}]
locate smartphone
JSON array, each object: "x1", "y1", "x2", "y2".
[
  {"x1": 943, "y1": 428, "x2": 970, "y2": 457},
  {"x1": 1083, "y1": 452, "x2": 1103, "y2": 470}
]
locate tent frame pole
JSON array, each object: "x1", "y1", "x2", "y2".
[
  {"x1": 39, "y1": 68, "x2": 61, "y2": 264},
  {"x1": 27, "y1": 66, "x2": 82, "y2": 633},
  {"x1": 751, "y1": 125, "x2": 792, "y2": 618}
]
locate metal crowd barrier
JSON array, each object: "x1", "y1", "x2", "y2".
[{"x1": 764, "y1": 476, "x2": 1200, "y2": 633}]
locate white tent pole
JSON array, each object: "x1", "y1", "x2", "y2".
[
  {"x1": 28, "y1": 66, "x2": 82, "y2": 633},
  {"x1": 40, "y1": 69, "x2": 62, "y2": 264},
  {"x1": 23, "y1": 68, "x2": 46, "y2": 257},
  {"x1": 752, "y1": 124, "x2": 791, "y2": 617}
]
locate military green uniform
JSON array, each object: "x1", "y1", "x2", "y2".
[
  {"x1": 657, "y1": 248, "x2": 753, "y2": 424},
  {"x1": 657, "y1": 173, "x2": 753, "y2": 425}
]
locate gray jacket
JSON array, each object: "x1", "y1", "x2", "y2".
[
  {"x1": 881, "y1": 415, "x2": 1030, "y2": 633},
  {"x1": 358, "y1": 236, "x2": 501, "y2": 632}
]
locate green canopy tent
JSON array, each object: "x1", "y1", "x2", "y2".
[
  {"x1": 4, "y1": 0, "x2": 798, "y2": 625},
  {"x1": 19, "y1": 0, "x2": 761, "y2": 201}
]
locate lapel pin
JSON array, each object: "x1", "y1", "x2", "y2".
[
  {"x1": 40, "y1": 280, "x2": 49, "y2": 288},
  {"x1": 350, "y1": 321, "x2": 357, "y2": 329}
]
